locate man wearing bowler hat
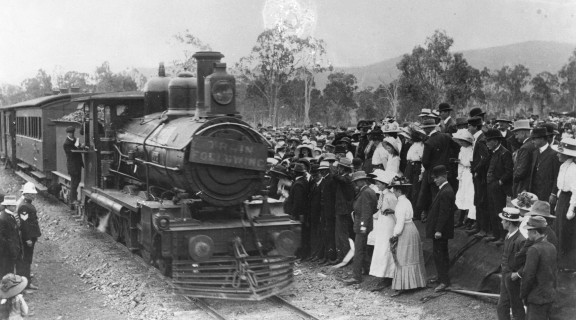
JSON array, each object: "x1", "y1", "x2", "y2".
[
  {"x1": 512, "y1": 119, "x2": 535, "y2": 198},
  {"x1": 484, "y1": 128, "x2": 514, "y2": 246},
  {"x1": 283, "y1": 163, "x2": 311, "y2": 259},
  {"x1": 63, "y1": 126, "x2": 84, "y2": 209},
  {"x1": 426, "y1": 165, "x2": 456, "y2": 292},
  {"x1": 333, "y1": 158, "x2": 355, "y2": 264},
  {"x1": 529, "y1": 127, "x2": 560, "y2": 209},
  {"x1": 438, "y1": 102, "x2": 457, "y2": 134},
  {"x1": 496, "y1": 208, "x2": 526, "y2": 320},
  {"x1": 466, "y1": 116, "x2": 491, "y2": 237},
  {"x1": 518, "y1": 216, "x2": 557, "y2": 320}
]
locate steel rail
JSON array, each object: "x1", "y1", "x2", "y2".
[
  {"x1": 268, "y1": 295, "x2": 321, "y2": 320},
  {"x1": 184, "y1": 297, "x2": 229, "y2": 320}
]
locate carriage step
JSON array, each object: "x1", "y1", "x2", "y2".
[
  {"x1": 17, "y1": 163, "x2": 30, "y2": 170},
  {"x1": 30, "y1": 171, "x2": 46, "y2": 180},
  {"x1": 15, "y1": 171, "x2": 48, "y2": 192}
]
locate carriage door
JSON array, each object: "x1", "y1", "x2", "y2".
[
  {"x1": 82, "y1": 101, "x2": 101, "y2": 188},
  {"x1": 5, "y1": 110, "x2": 16, "y2": 167}
]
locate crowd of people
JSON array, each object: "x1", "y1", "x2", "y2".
[
  {"x1": 0, "y1": 182, "x2": 40, "y2": 319},
  {"x1": 265, "y1": 103, "x2": 575, "y2": 319}
]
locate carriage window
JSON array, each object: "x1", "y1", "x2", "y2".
[{"x1": 15, "y1": 116, "x2": 42, "y2": 139}]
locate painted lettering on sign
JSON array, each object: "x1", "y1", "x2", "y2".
[{"x1": 189, "y1": 136, "x2": 267, "y2": 171}]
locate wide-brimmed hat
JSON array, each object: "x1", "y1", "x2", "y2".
[
  {"x1": 525, "y1": 200, "x2": 556, "y2": 219},
  {"x1": 296, "y1": 144, "x2": 313, "y2": 153},
  {"x1": 437, "y1": 102, "x2": 452, "y2": 112},
  {"x1": 418, "y1": 108, "x2": 433, "y2": 117},
  {"x1": 21, "y1": 182, "x2": 37, "y2": 194},
  {"x1": 530, "y1": 127, "x2": 548, "y2": 139},
  {"x1": 539, "y1": 123, "x2": 560, "y2": 136},
  {"x1": 511, "y1": 192, "x2": 538, "y2": 212},
  {"x1": 467, "y1": 116, "x2": 483, "y2": 127},
  {"x1": 499, "y1": 207, "x2": 522, "y2": 221},
  {"x1": 322, "y1": 153, "x2": 337, "y2": 162},
  {"x1": 318, "y1": 161, "x2": 331, "y2": 170},
  {"x1": 383, "y1": 137, "x2": 400, "y2": 154},
  {"x1": 1, "y1": 195, "x2": 17, "y2": 207},
  {"x1": 452, "y1": 129, "x2": 474, "y2": 145},
  {"x1": 552, "y1": 137, "x2": 576, "y2": 158},
  {"x1": 512, "y1": 119, "x2": 531, "y2": 132},
  {"x1": 292, "y1": 163, "x2": 307, "y2": 174},
  {"x1": 388, "y1": 176, "x2": 412, "y2": 188},
  {"x1": 337, "y1": 158, "x2": 353, "y2": 169},
  {"x1": 351, "y1": 171, "x2": 371, "y2": 182},
  {"x1": 0, "y1": 274, "x2": 28, "y2": 299},
  {"x1": 469, "y1": 107, "x2": 485, "y2": 118},
  {"x1": 524, "y1": 216, "x2": 548, "y2": 230},
  {"x1": 369, "y1": 169, "x2": 396, "y2": 185},
  {"x1": 485, "y1": 128, "x2": 505, "y2": 141},
  {"x1": 420, "y1": 119, "x2": 438, "y2": 129},
  {"x1": 269, "y1": 164, "x2": 290, "y2": 178},
  {"x1": 382, "y1": 123, "x2": 401, "y2": 133}
]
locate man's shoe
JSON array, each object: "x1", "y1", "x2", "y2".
[
  {"x1": 434, "y1": 283, "x2": 449, "y2": 292},
  {"x1": 465, "y1": 228, "x2": 480, "y2": 236},
  {"x1": 27, "y1": 284, "x2": 39, "y2": 290},
  {"x1": 342, "y1": 278, "x2": 362, "y2": 286}
]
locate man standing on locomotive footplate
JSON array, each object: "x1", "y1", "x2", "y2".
[{"x1": 63, "y1": 126, "x2": 84, "y2": 209}]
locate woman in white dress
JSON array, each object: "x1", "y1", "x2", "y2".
[
  {"x1": 388, "y1": 177, "x2": 427, "y2": 296},
  {"x1": 452, "y1": 129, "x2": 476, "y2": 228},
  {"x1": 368, "y1": 170, "x2": 398, "y2": 291},
  {"x1": 383, "y1": 137, "x2": 401, "y2": 176}
]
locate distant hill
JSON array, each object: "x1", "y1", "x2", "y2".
[
  {"x1": 135, "y1": 41, "x2": 576, "y2": 90},
  {"x1": 332, "y1": 40, "x2": 576, "y2": 89}
]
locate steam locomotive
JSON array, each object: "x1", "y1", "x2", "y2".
[{"x1": 0, "y1": 51, "x2": 300, "y2": 300}]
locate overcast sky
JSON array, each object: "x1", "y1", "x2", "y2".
[{"x1": 1, "y1": 0, "x2": 575, "y2": 85}]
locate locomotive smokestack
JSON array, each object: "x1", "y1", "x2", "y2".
[{"x1": 192, "y1": 51, "x2": 224, "y2": 115}]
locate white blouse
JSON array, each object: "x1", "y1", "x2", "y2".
[
  {"x1": 557, "y1": 158, "x2": 576, "y2": 205},
  {"x1": 392, "y1": 195, "x2": 413, "y2": 237},
  {"x1": 372, "y1": 143, "x2": 389, "y2": 166},
  {"x1": 406, "y1": 142, "x2": 424, "y2": 161}
]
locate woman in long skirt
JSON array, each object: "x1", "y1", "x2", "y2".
[
  {"x1": 368, "y1": 170, "x2": 398, "y2": 290},
  {"x1": 452, "y1": 129, "x2": 476, "y2": 228},
  {"x1": 388, "y1": 177, "x2": 427, "y2": 296},
  {"x1": 551, "y1": 138, "x2": 576, "y2": 271}
]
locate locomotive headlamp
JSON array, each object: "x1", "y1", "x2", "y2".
[
  {"x1": 188, "y1": 235, "x2": 214, "y2": 262},
  {"x1": 211, "y1": 80, "x2": 234, "y2": 105},
  {"x1": 157, "y1": 217, "x2": 170, "y2": 230}
]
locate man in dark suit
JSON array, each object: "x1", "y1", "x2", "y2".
[
  {"x1": 511, "y1": 120, "x2": 535, "y2": 198},
  {"x1": 333, "y1": 158, "x2": 355, "y2": 263},
  {"x1": 496, "y1": 208, "x2": 526, "y2": 320},
  {"x1": 63, "y1": 126, "x2": 84, "y2": 208},
  {"x1": 467, "y1": 116, "x2": 491, "y2": 237},
  {"x1": 343, "y1": 171, "x2": 377, "y2": 285},
  {"x1": 284, "y1": 163, "x2": 310, "y2": 258},
  {"x1": 529, "y1": 128, "x2": 561, "y2": 207},
  {"x1": 417, "y1": 119, "x2": 457, "y2": 218},
  {"x1": 518, "y1": 216, "x2": 557, "y2": 320},
  {"x1": 438, "y1": 102, "x2": 457, "y2": 134},
  {"x1": 496, "y1": 119, "x2": 519, "y2": 152},
  {"x1": 317, "y1": 161, "x2": 338, "y2": 265},
  {"x1": 0, "y1": 196, "x2": 22, "y2": 278},
  {"x1": 485, "y1": 129, "x2": 514, "y2": 246},
  {"x1": 426, "y1": 165, "x2": 456, "y2": 292}
]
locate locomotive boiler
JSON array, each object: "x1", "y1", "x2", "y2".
[{"x1": 69, "y1": 51, "x2": 301, "y2": 300}]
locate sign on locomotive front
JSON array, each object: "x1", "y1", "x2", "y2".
[{"x1": 189, "y1": 136, "x2": 267, "y2": 171}]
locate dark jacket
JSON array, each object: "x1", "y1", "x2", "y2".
[
  {"x1": 439, "y1": 117, "x2": 457, "y2": 134},
  {"x1": 352, "y1": 185, "x2": 377, "y2": 234},
  {"x1": 422, "y1": 131, "x2": 455, "y2": 171},
  {"x1": 520, "y1": 237, "x2": 557, "y2": 305},
  {"x1": 513, "y1": 139, "x2": 536, "y2": 197},
  {"x1": 529, "y1": 145, "x2": 560, "y2": 202},
  {"x1": 284, "y1": 176, "x2": 309, "y2": 220},
  {"x1": 471, "y1": 132, "x2": 490, "y2": 206},
  {"x1": 63, "y1": 137, "x2": 84, "y2": 176},
  {"x1": 355, "y1": 134, "x2": 370, "y2": 160},
  {"x1": 426, "y1": 182, "x2": 456, "y2": 239},
  {"x1": 501, "y1": 230, "x2": 526, "y2": 274},
  {"x1": 18, "y1": 200, "x2": 41, "y2": 241},
  {"x1": 505, "y1": 132, "x2": 522, "y2": 153},
  {"x1": 0, "y1": 211, "x2": 22, "y2": 260},
  {"x1": 320, "y1": 174, "x2": 336, "y2": 222},
  {"x1": 334, "y1": 174, "x2": 355, "y2": 216},
  {"x1": 486, "y1": 145, "x2": 514, "y2": 195}
]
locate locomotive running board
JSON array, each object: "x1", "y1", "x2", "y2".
[{"x1": 171, "y1": 256, "x2": 296, "y2": 301}]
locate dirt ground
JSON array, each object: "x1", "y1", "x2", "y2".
[{"x1": 0, "y1": 167, "x2": 500, "y2": 320}]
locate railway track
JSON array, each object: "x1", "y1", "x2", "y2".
[{"x1": 76, "y1": 214, "x2": 321, "y2": 320}]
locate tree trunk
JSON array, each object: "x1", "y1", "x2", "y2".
[{"x1": 303, "y1": 76, "x2": 311, "y2": 126}]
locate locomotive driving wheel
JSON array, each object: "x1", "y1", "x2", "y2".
[{"x1": 108, "y1": 213, "x2": 123, "y2": 242}]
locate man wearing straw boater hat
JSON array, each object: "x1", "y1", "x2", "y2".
[
  {"x1": 343, "y1": 171, "x2": 377, "y2": 286},
  {"x1": 518, "y1": 216, "x2": 557, "y2": 320},
  {"x1": 512, "y1": 119, "x2": 535, "y2": 198},
  {"x1": 496, "y1": 208, "x2": 526, "y2": 320},
  {"x1": 528, "y1": 127, "x2": 560, "y2": 209}
]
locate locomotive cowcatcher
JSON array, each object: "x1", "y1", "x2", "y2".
[{"x1": 62, "y1": 52, "x2": 300, "y2": 300}]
